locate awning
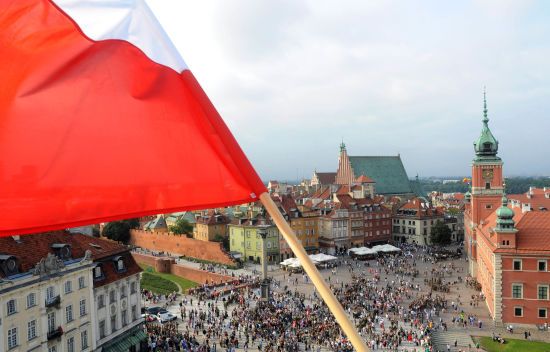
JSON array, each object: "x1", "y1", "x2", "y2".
[{"x1": 102, "y1": 328, "x2": 147, "y2": 352}]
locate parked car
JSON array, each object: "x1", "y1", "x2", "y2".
[
  {"x1": 157, "y1": 312, "x2": 177, "y2": 323},
  {"x1": 146, "y1": 306, "x2": 167, "y2": 315}
]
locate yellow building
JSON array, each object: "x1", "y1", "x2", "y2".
[{"x1": 194, "y1": 211, "x2": 230, "y2": 242}]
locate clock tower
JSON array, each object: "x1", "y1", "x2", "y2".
[{"x1": 470, "y1": 90, "x2": 504, "y2": 225}]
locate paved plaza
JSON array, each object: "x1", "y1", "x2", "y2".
[{"x1": 142, "y1": 245, "x2": 550, "y2": 351}]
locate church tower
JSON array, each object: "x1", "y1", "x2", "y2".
[
  {"x1": 470, "y1": 90, "x2": 504, "y2": 225},
  {"x1": 335, "y1": 141, "x2": 355, "y2": 186}
]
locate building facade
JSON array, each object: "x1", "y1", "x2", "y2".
[
  {"x1": 194, "y1": 211, "x2": 230, "y2": 242},
  {"x1": 464, "y1": 94, "x2": 550, "y2": 326},
  {"x1": 0, "y1": 232, "x2": 145, "y2": 352},
  {"x1": 229, "y1": 217, "x2": 280, "y2": 263}
]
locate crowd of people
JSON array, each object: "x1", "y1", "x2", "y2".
[{"x1": 142, "y1": 243, "x2": 488, "y2": 351}]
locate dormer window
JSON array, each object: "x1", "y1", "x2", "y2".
[
  {"x1": 51, "y1": 244, "x2": 72, "y2": 260},
  {"x1": 93, "y1": 265, "x2": 104, "y2": 280},
  {"x1": 0, "y1": 254, "x2": 19, "y2": 276},
  {"x1": 113, "y1": 256, "x2": 125, "y2": 272}
]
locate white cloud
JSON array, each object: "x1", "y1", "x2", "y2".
[{"x1": 146, "y1": 0, "x2": 550, "y2": 179}]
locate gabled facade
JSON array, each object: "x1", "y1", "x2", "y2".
[{"x1": 228, "y1": 216, "x2": 280, "y2": 263}]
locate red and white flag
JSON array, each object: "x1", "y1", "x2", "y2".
[{"x1": 0, "y1": 0, "x2": 266, "y2": 236}]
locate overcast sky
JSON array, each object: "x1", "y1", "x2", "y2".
[{"x1": 146, "y1": 0, "x2": 550, "y2": 180}]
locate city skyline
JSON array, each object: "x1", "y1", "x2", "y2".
[{"x1": 146, "y1": 0, "x2": 550, "y2": 180}]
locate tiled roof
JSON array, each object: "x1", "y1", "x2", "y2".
[
  {"x1": 509, "y1": 188, "x2": 550, "y2": 212},
  {"x1": 315, "y1": 172, "x2": 336, "y2": 185},
  {"x1": 397, "y1": 198, "x2": 442, "y2": 217},
  {"x1": 0, "y1": 232, "x2": 140, "y2": 281},
  {"x1": 336, "y1": 185, "x2": 350, "y2": 195},
  {"x1": 515, "y1": 212, "x2": 550, "y2": 251},
  {"x1": 196, "y1": 211, "x2": 230, "y2": 225},
  {"x1": 311, "y1": 186, "x2": 331, "y2": 200},
  {"x1": 349, "y1": 156, "x2": 413, "y2": 195},
  {"x1": 356, "y1": 175, "x2": 375, "y2": 183}
]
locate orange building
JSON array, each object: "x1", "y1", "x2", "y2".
[{"x1": 464, "y1": 94, "x2": 550, "y2": 326}]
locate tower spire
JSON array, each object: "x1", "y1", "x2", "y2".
[{"x1": 483, "y1": 86, "x2": 488, "y2": 125}]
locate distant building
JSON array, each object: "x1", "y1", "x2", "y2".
[
  {"x1": 392, "y1": 197, "x2": 449, "y2": 245},
  {"x1": 194, "y1": 211, "x2": 230, "y2": 242},
  {"x1": 229, "y1": 216, "x2": 280, "y2": 263},
  {"x1": 310, "y1": 172, "x2": 337, "y2": 188},
  {"x1": 275, "y1": 194, "x2": 319, "y2": 259},
  {"x1": 464, "y1": 94, "x2": 550, "y2": 326},
  {"x1": 334, "y1": 142, "x2": 416, "y2": 197}
]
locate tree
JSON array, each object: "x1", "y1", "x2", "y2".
[
  {"x1": 102, "y1": 221, "x2": 131, "y2": 243},
  {"x1": 430, "y1": 220, "x2": 452, "y2": 246},
  {"x1": 169, "y1": 218, "x2": 193, "y2": 237},
  {"x1": 213, "y1": 234, "x2": 229, "y2": 251}
]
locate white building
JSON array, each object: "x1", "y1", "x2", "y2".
[{"x1": 0, "y1": 232, "x2": 145, "y2": 352}]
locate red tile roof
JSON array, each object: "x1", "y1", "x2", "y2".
[
  {"x1": 0, "y1": 232, "x2": 141, "y2": 284},
  {"x1": 509, "y1": 188, "x2": 550, "y2": 212},
  {"x1": 356, "y1": 175, "x2": 375, "y2": 183},
  {"x1": 314, "y1": 172, "x2": 336, "y2": 185}
]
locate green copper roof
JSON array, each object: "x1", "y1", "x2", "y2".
[
  {"x1": 349, "y1": 156, "x2": 412, "y2": 195},
  {"x1": 496, "y1": 194, "x2": 516, "y2": 231},
  {"x1": 473, "y1": 89, "x2": 499, "y2": 160}
]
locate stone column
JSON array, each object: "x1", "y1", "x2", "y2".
[{"x1": 259, "y1": 228, "x2": 270, "y2": 300}]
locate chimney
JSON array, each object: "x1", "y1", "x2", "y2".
[
  {"x1": 522, "y1": 203, "x2": 531, "y2": 213},
  {"x1": 529, "y1": 186, "x2": 535, "y2": 195}
]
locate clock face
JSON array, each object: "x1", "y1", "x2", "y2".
[{"x1": 482, "y1": 169, "x2": 494, "y2": 179}]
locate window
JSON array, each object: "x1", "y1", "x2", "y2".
[
  {"x1": 67, "y1": 336, "x2": 74, "y2": 352},
  {"x1": 539, "y1": 308, "x2": 548, "y2": 318},
  {"x1": 48, "y1": 346, "x2": 57, "y2": 352},
  {"x1": 513, "y1": 259, "x2": 522, "y2": 271},
  {"x1": 98, "y1": 294, "x2": 105, "y2": 308},
  {"x1": 130, "y1": 282, "x2": 137, "y2": 294},
  {"x1": 538, "y1": 286, "x2": 549, "y2": 300},
  {"x1": 93, "y1": 266, "x2": 102, "y2": 279},
  {"x1": 80, "y1": 299, "x2": 86, "y2": 316},
  {"x1": 27, "y1": 293, "x2": 36, "y2": 309},
  {"x1": 28, "y1": 320, "x2": 37, "y2": 340},
  {"x1": 47, "y1": 312, "x2": 56, "y2": 333},
  {"x1": 99, "y1": 320, "x2": 106, "y2": 339},
  {"x1": 120, "y1": 286, "x2": 127, "y2": 299},
  {"x1": 117, "y1": 259, "x2": 125, "y2": 271},
  {"x1": 121, "y1": 309, "x2": 128, "y2": 326},
  {"x1": 512, "y1": 284, "x2": 523, "y2": 299},
  {"x1": 109, "y1": 290, "x2": 116, "y2": 303},
  {"x1": 514, "y1": 306, "x2": 523, "y2": 317},
  {"x1": 7, "y1": 327, "x2": 17, "y2": 349},
  {"x1": 46, "y1": 286, "x2": 55, "y2": 301},
  {"x1": 65, "y1": 280, "x2": 72, "y2": 294},
  {"x1": 539, "y1": 260, "x2": 547, "y2": 272},
  {"x1": 66, "y1": 305, "x2": 73, "y2": 323},
  {"x1": 132, "y1": 304, "x2": 137, "y2": 321},
  {"x1": 7, "y1": 299, "x2": 17, "y2": 315},
  {"x1": 78, "y1": 276, "x2": 85, "y2": 289},
  {"x1": 111, "y1": 315, "x2": 117, "y2": 333},
  {"x1": 485, "y1": 182, "x2": 491, "y2": 190},
  {"x1": 81, "y1": 330, "x2": 88, "y2": 349}
]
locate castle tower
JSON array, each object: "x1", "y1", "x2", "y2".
[{"x1": 470, "y1": 90, "x2": 504, "y2": 225}]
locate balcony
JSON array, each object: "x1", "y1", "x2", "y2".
[
  {"x1": 47, "y1": 326, "x2": 63, "y2": 340},
  {"x1": 45, "y1": 295, "x2": 61, "y2": 308}
]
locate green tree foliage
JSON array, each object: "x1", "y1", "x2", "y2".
[
  {"x1": 419, "y1": 177, "x2": 550, "y2": 195},
  {"x1": 169, "y1": 218, "x2": 193, "y2": 237},
  {"x1": 430, "y1": 221, "x2": 452, "y2": 246},
  {"x1": 102, "y1": 221, "x2": 132, "y2": 243},
  {"x1": 213, "y1": 234, "x2": 229, "y2": 251}
]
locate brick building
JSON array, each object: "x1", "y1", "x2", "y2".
[{"x1": 464, "y1": 94, "x2": 550, "y2": 326}]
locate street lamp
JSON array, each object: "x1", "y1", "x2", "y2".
[{"x1": 259, "y1": 227, "x2": 270, "y2": 300}]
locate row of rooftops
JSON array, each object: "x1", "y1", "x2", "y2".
[{"x1": 0, "y1": 231, "x2": 140, "y2": 287}]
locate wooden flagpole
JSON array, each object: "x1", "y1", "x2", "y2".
[{"x1": 259, "y1": 192, "x2": 369, "y2": 352}]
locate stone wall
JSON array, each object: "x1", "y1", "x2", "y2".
[
  {"x1": 129, "y1": 229, "x2": 234, "y2": 265},
  {"x1": 131, "y1": 252, "x2": 234, "y2": 285}
]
